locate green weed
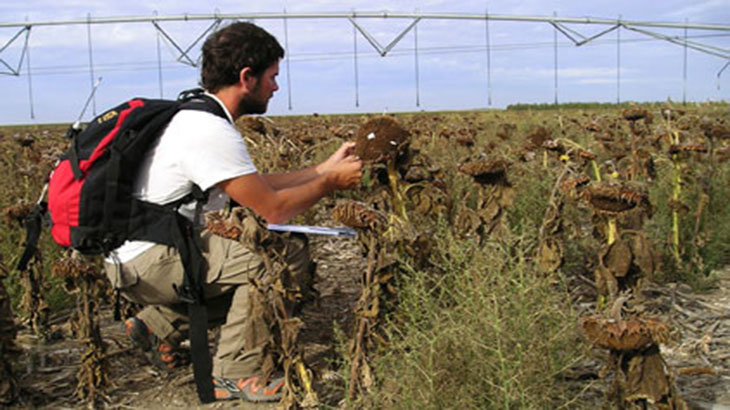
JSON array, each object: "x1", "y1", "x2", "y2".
[{"x1": 360, "y1": 222, "x2": 582, "y2": 409}]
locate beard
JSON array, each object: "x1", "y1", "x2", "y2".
[{"x1": 237, "y1": 87, "x2": 269, "y2": 115}]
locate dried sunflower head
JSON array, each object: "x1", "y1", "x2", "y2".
[
  {"x1": 331, "y1": 200, "x2": 387, "y2": 232},
  {"x1": 524, "y1": 125, "x2": 551, "y2": 150},
  {"x1": 205, "y1": 210, "x2": 243, "y2": 241},
  {"x1": 13, "y1": 134, "x2": 35, "y2": 147},
  {"x1": 584, "y1": 121, "x2": 602, "y2": 133},
  {"x1": 455, "y1": 134, "x2": 475, "y2": 147},
  {"x1": 583, "y1": 120, "x2": 603, "y2": 132},
  {"x1": 51, "y1": 255, "x2": 98, "y2": 278},
  {"x1": 496, "y1": 122, "x2": 517, "y2": 140},
  {"x1": 559, "y1": 175, "x2": 591, "y2": 196},
  {"x1": 595, "y1": 132, "x2": 615, "y2": 143},
  {"x1": 668, "y1": 143, "x2": 708, "y2": 156},
  {"x1": 702, "y1": 122, "x2": 730, "y2": 140},
  {"x1": 294, "y1": 130, "x2": 316, "y2": 144},
  {"x1": 676, "y1": 115, "x2": 699, "y2": 131},
  {"x1": 716, "y1": 146, "x2": 730, "y2": 162},
  {"x1": 576, "y1": 150, "x2": 597, "y2": 161},
  {"x1": 241, "y1": 116, "x2": 272, "y2": 136},
  {"x1": 2, "y1": 203, "x2": 34, "y2": 226},
  {"x1": 661, "y1": 107, "x2": 684, "y2": 121},
  {"x1": 329, "y1": 124, "x2": 355, "y2": 139},
  {"x1": 458, "y1": 155, "x2": 510, "y2": 186},
  {"x1": 403, "y1": 165, "x2": 432, "y2": 183},
  {"x1": 580, "y1": 315, "x2": 670, "y2": 351},
  {"x1": 353, "y1": 116, "x2": 410, "y2": 164},
  {"x1": 541, "y1": 139, "x2": 565, "y2": 154},
  {"x1": 581, "y1": 184, "x2": 651, "y2": 216},
  {"x1": 621, "y1": 106, "x2": 650, "y2": 122}
]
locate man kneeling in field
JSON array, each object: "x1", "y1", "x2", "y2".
[{"x1": 104, "y1": 21, "x2": 362, "y2": 402}]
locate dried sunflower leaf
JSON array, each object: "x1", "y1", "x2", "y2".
[
  {"x1": 538, "y1": 238, "x2": 564, "y2": 273},
  {"x1": 602, "y1": 239, "x2": 633, "y2": 278}
]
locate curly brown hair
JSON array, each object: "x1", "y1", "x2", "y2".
[{"x1": 200, "y1": 22, "x2": 284, "y2": 93}]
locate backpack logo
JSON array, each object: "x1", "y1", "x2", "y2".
[{"x1": 98, "y1": 110, "x2": 118, "y2": 124}]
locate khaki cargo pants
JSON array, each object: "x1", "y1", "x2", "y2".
[{"x1": 103, "y1": 229, "x2": 313, "y2": 380}]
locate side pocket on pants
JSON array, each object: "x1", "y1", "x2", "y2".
[
  {"x1": 105, "y1": 246, "x2": 186, "y2": 306},
  {"x1": 131, "y1": 253, "x2": 186, "y2": 306},
  {"x1": 103, "y1": 262, "x2": 139, "y2": 290}
]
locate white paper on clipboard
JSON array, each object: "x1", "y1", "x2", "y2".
[{"x1": 267, "y1": 224, "x2": 357, "y2": 238}]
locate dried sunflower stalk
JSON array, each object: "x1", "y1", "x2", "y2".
[
  {"x1": 581, "y1": 301, "x2": 685, "y2": 409},
  {"x1": 0, "y1": 263, "x2": 18, "y2": 406},
  {"x1": 331, "y1": 200, "x2": 389, "y2": 398},
  {"x1": 206, "y1": 208, "x2": 317, "y2": 409},
  {"x1": 458, "y1": 155, "x2": 513, "y2": 239},
  {"x1": 2, "y1": 203, "x2": 49, "y2": 340},
  {"x1": 51, "y1": 252, "x2": 108, "y2": 404}
]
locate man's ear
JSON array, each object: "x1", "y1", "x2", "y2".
[{"x1": 239, "y1": 67, "x2": 257, "y2": 90}]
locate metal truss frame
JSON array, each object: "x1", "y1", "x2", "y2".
[
  {"x1": 3, "y1": 12, "x2": 727, "y2": 71},
  {"x1": 151, "y1": 17, "x2": 222, "y2": 67},
  {"x1": 1, "y1": 11, "x2": 729, "y2": 119},
  {"x1": 348, "y1": 16, "x2": 422, "y2": 57},
  {"x1": 0, "y1": 25, "x2": 31, "y2": 76}
]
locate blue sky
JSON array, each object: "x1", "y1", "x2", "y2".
[{"x1": 1, "y1": 0, "x2": 728, "y2": 125}]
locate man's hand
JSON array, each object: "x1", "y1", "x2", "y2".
[
  {"x1": 316, "y1": 142, "x2": 357, "y2": 175},
  {"x1": 324, "y1": 153, "x2": 362, "y2": 190}
]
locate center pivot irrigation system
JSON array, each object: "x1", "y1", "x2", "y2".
[{"x1": 1, "y1": 11, "x2": 729, "y2": 120}]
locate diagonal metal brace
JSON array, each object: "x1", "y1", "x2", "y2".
[
  {"x1": 550, "y1": 21, "x2": 584, "y2": 44},
  {"x1": 348, "y1": 16, "x2": 421, "y2": 57},
  {"x1": 0, "y1": 25, "x2": 31, "y2": 76},
  {"x1": 152, "y1": 18, "x2": 221, "y2": 67},
  {"x1": 622, "y1": 24, "x2": 730, "y2": 59},
  {"x1": 550, "y1": 21, "x2": 619, "y2": 47},
  {"x1": 574, "y1": 24, "x2": 619, "y2": 46}
]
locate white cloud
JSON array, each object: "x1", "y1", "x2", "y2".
[
  {"x1": 560, "y1": 67, "x2": 616, "y2": 78},
  {"x1": 576, "y1": 77, "x2": 634, "y2": 85},
  {"x1": 492, "y1": 66, "x2": 641, "y2": 82},
  {"x1": 660, "y1": 0, "x2": 729, "y2": 21}
]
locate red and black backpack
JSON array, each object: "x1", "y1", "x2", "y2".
[
  {"x1": 18, "y1": 88, "x2": 226, "y2": 403},
  {"x1": 48, "y1": 89, "x2": 225, "y2": 253}
]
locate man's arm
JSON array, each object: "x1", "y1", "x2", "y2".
[
  {"x1": 262, "y1": 167, "x2": 318, "y2": 190},
  {"x1": 219, "y1": 152, "x2": 362, "y2": 223},
  {"x1": 261, "y1": 142, "x2": 357, "y2": 190}
]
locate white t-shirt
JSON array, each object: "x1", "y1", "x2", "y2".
[{"x1": 109, "y1": 93, "x2": 257, "y2": 263}]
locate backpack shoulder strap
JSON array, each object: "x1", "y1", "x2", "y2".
[
  {"x1": 177, "y1": 89, "x2": 231, "y2": 124},
  {"x1": 166, "y1": 88, "x2": 230, "y2": 404}
]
